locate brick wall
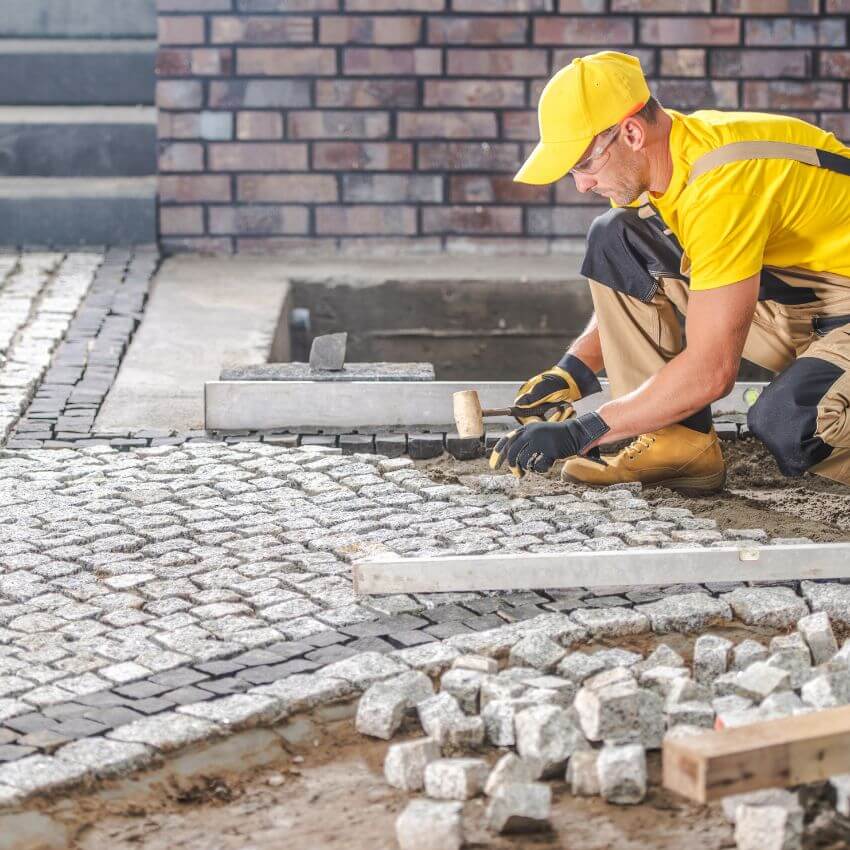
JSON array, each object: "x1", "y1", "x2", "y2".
[{"x1": 155, "y1": 0, "x2": 850, "y2": 255}]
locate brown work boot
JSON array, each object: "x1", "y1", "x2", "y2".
[{"x1": 560, "y1": 424, "x2": 727, "y2": 494}]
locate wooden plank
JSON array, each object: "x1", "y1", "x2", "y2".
[
  {"x1": 663, "y1": 705, "x2": 850, "y2": 803},
  {"x1": 204, "y1": 379, "x2": 766, "y2": 430},
  {"x1": 351, "y1": 543, "x2": 850, "y2": 595}
]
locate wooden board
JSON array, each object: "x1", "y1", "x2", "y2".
[
  {"x1": 352, "y1": 542, "x2": 850, "y2": 595},
  {"x1": 204, "y1": 379, "x2": 765, "y2": 430},
  {"x1": 663, "y1": 705, "x2": 850, "y2": 803}
]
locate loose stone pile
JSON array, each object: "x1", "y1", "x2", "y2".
[{"x1": 353, "y1": 610, "x2": 850, "y2": 850}]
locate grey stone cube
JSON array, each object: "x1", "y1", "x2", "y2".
[
  {"x1": 515, "y1": 704, "x2": 587, "y2": 778},
  {"x1": 734, "y1": 803, "x2": 803, "y2": 850},
  {"x1": 424, "y1": 757, "x2": 489, "y2": 800},
  {"x1": 396, "y1": 799, "x2": 463, "y2": 850},
  {"x1": 598, "y1": 744, "x2": 647, "y2": 805},
  {"x1": 567, "y1": 749, "x2": 600, "y2": 796},
  {"x1": 384, "y1": 738, "x2": 441, "y2": 792},
  {"x1": 508, "y1": 632, "x2": 565, "y2": 672},
  {"x1": 693, "y1": 634, "x2": 733, "y2": 685},
  {"x1": 797, "y1": 611, "x2": 838, "y2": 666},
  {"x1": 484, "y1": 752, "x2": 541, "y2": 796},
  {"x1": 355, "y1": 670, "x2": 434, "y2": 740},
  {"x1": 486, "y1": 782, "x2": 551, "y2": 834}
]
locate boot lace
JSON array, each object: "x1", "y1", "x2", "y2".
[{"x1": 624, "y1": 433, "x2": 656, "y2": 462}]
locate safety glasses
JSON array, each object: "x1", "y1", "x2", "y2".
[{"x1": 569, "y1": 124, "x2": 621, "y2": 176}]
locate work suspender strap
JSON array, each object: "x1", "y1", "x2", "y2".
[{"x1": 686, "y1": 140, "x2": 850, "y2": 186}]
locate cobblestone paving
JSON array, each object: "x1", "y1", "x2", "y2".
[
  {"x1": 0, "y1": 440, "x2": 816, "y2": 777},
  {"x1": 0, "y1": 252, "x2": 101, "y2": 444}
]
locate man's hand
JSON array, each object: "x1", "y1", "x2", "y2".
[
  {"x1": 489, "y1": 412, "x2": 611, "y2": 478},
  {"x1": 513, "y1": 354, "x2": 601, "y2": 425}
]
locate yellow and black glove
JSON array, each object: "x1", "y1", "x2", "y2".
[
  {"x1": 489, "y1": 412, "x2": 610, "y2": 479},
  {"x1": 513, "y1": 354, "x2": 602, "y2": 425}
]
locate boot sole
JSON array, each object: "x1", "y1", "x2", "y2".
[{"x1": 562, "y1": 467, "x2": 727, "y2": 496}]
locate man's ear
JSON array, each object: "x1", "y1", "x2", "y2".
[{"x1": 621, "y1": 116, "x2": 647, "y2": 153}]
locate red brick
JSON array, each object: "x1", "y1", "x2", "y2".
[
  {"x1": 320, "y1": 16, "x2": 421, "y2": 44},
  {"x1": 397, "y1": 111, "x2": 497, "y2": 139},
  {"x1": 162, "y1": 237, "x2": 234, "y2": 254},
  {"x1": 209, "y1": 206, "x2": 310, "y2": 235},
  {"x1": 211, "y1": 16, "x2": 313, "y2": 43},
  {"x1": 313, "y1": 142, "x2": 413, "y2": 170},
  {"x1": 501, "y1": 110, "x2": 537, "y2": 141},
  {"x1": 159, "y1": 0, "x2": 231, "y2": 9},
  {"x1": 712, "y1": 49, "x2": 810, "y2": 78},
  {"x1": 446, "y1": 49, "x2": 548, "y2": 77},
  {"x1": 157, "y1": 48, "x2": 232, "y2": 76},
  {"x1": 660, "y1": 48, "x2": 705, "y2": 77},
  {"x1": 640, "y1": 17, "x2": 740, "y2": 45},
  {"x1": 236, "y1": 111, "x2": 283, "y2": 139},
  {"x1": 427, "y1": 16, "x2": 527, "y2": 44},
  {"x1": 827, "y1": 0, "x2": 850, "y2": 10},
  {"x1": 449, "y1": 175, "x2": 549, "y2": 203},
  {"x1": 528, "y1": 206, "x2": 602, "y2": 236},
  {"x1": 534, "y1": 17, "x2": 634, "y2": 45},
  {"x1": 158, "y1": 142, "x2": 204, "y2": 172},
  {"x1": 237, "y1": 47, "x2": 336, "y2": 76},
  {"x1": 650, "y1": 79, "x2": 739, "y2": 109},
  {"x1": 316, "y1": 79, "x2": 418, "y2": 108},
  {"x1": 208, "y1": 142, "x2": 309, "y2": 170},
  {"x1": 158, "y1": 16, "x2": 205, "y2": 45},
  {"x1": 209, "y1": 79, "x2": 311, "y2": 108},
  {"x1": 315, "y1": 205, "x2": 418, "y2": 235},
  {"x1": 821, "y1": 51, "x2": 850, "y2": 78},
  {"x1": 558, "y1": 0, "x2": 605, "y2": 10},
  {"x1": 424, "y1": 79, "x2": 525, "y2": 107},
  {"x1": 159, "y1": 175, "x2": 232, "y2": 202},
  {"x1": 821, "y1": 112, "x2": 850, "y2": 142},
  {"x1": 551, "y1": 48, "x2": 655, "y2": 77},
  {"x1": 288, "y1": 110, "x2": 390, "y2": 139},
  {"x1": 717, "y1": 0, "x2": 817, "y2": 10},
  {"x1": 156, "y1": 80, "x2": 203, "y2": 109},
  {"x1": 343, "y1": 48, "x2": 441, "y2": 75},
  {"x1": 745, "y1": 18, "x2": 845, "y2": 46},
  {"x1": 743, "y1": 80, "x2": 843, "y2": 110},
  {"x1": 158, "y1": 111, "x2": 201, "y2": 139},
  {"x1": 239, "y1": 0, "x2": 336, "y2": 9},
  {"x1": 345, "y1": 0, "x2": 443, "y2": 9},
  {"x1": 422, "y1": 206, "x2": 522, "y2": 235},
  {"x1": 453, "y1": 0, "x2": 551, "y2": 9},
  {"x1": 417, "y1": 142, "x2": 521, "y2": 171},
  {"x1": 160, "y1": 205, "x2": 205, "y2": 236},
  {"x1": 613, "y1": 0, "x2": 707, "y2": 7},
  {"x1": 341, "y1": 174, "x2": 442, "y2": 202},
  {"x1": 238, "y1": 174, "x2": 338, "y2": 202}
]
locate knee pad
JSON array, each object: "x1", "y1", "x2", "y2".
[
  {"x1": 747, "y1": 357, "x2": 842, "y2": 476},
  {"x1": 580, "y1": 207, "x2": 684, "y2": 303}
]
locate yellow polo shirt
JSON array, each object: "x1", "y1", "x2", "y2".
[{"x1": 633, "y1": 108, "x2": 850, "y2": 291}]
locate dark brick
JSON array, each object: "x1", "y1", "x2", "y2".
[
  {"x1": 425, "y1": 604, "x2": 473, "y2": 623},
  {"x1": 342, "y1": 614, "x2": 430, "y2": 637},
  {"x1": 163, "y1": 685, "x2": 213, "y2": 705},
  {"x1": 84, "y1": 706, "x2": 146, "y2": 728},
  {"x1": 345, "y1": 636, "x2": 396, "y2": 654},
  {"x1": 17, "y1": 730, "x2": 70, "y2": 752},
  {"x1": 374, "y1": 433, "x2": 407, "y2": 458},
  {"x1": 131, "y1": 697, "x2": 178, "y2": 715},
  {"x1": 197, "y1": 677, "x2": 250, "y2": 696},
  {"x1": 304, "y1": 645, "x2": 359, "y2": 664},
  {"x1": 463, "y1": 613, "x2": 508, "y2": 631},
  {"x1": 114, "y1": 680, "x2": 172, "y2": 699},
  {"x1": 390, "y1": 629, "x2": 438, "y2": 647},
  {"x1": 445, "y1": 433, "x2": 482, "y2": 461},
  {"x1": 408, "y1": 433, "x2": 444, "y2": 460},
  {"x1": 76, "y1": 691, "x2": 134, "y2": 708},
  {"x1": 340, "y1": 433, "x2": 376, "y2": 455},
  {"x1": 425, "y1": 621, "x2": 473, "y2": 639},
  {"x1": 4, "y1": 714, "x2": 61, "y2": 735},
  {"x1": 299, "y1": 631, "x2": 350, "y2": 649},
  {"x1": 149, "y1": 668, "x2": 210, "y2": 688},
  {"x1": 0, "y1": 744, "x2": 36, "y2": 762},
  {"x1": 232, "y1": 649, "x2": 286, "y2": 667},
  {"x1": 54, "y1": 717, "x2": 109, "y2": 738}
]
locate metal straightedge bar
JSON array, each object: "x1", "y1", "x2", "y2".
[
  {"x1": 205, "y1": 379, "x2": 765, "y2": 431},
  {"x1": 351, "y1": 542, "x2": 850, "y2": 595}
]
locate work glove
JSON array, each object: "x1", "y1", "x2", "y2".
[
  {"x1": 489, "y1": 412, "x2": 610, "y2": 478},
  {"x1": 513, "y1": 354, "x2": 602, "y2": 425}
]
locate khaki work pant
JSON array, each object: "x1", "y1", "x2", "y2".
[{"x1": 590, "y1": 266, "x2": 850, "y2": 485}]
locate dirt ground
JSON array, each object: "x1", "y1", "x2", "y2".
[{"x1": 420, "y1": 438, "x2": 850, "y2": 543}]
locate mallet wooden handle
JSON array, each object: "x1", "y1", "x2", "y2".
[{"x1": 483, "y1": 404, "x2": 559, "y2": 420}]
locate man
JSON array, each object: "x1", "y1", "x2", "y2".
[{"x1": 491, "y1": 50, "x2": 850, "y2": 491}]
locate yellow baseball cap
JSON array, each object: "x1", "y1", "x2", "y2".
[{"x1": 514, "y1": 51, "x2": 651, "y2": 185}]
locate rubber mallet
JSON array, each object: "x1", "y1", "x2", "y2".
[{"x1": 452, "y1": 390, "x2": 562, "y2": 438}]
